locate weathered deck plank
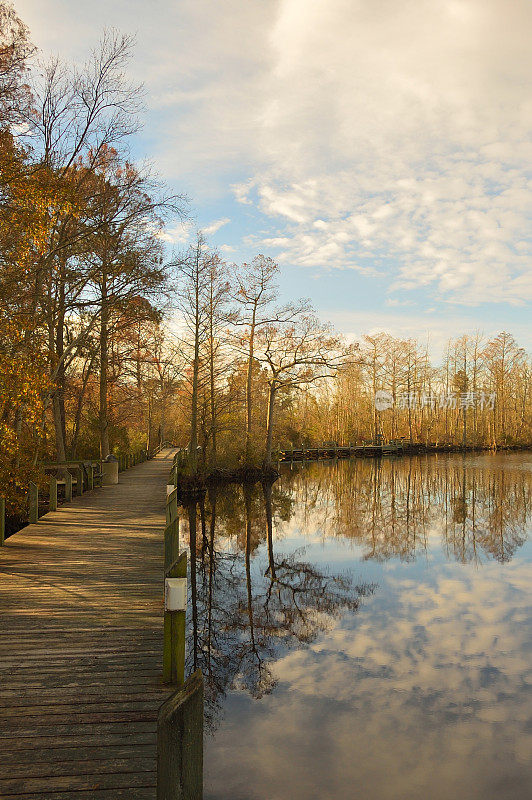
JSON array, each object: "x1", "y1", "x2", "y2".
[{"x1": 0, "y1": 450, "x2": 176, "y2": 799}]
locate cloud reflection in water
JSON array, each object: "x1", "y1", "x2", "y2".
[{"x1": 180, "y1": 453, "x2": 531, "y2": 800}]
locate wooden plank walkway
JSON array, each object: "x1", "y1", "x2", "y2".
[{"x1": 0, "y1": 450, "x2": 176, "y2": 800}]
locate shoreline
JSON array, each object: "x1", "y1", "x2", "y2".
[{"x1": 171, "y1": 444, "x2": 532, "y2": 500}]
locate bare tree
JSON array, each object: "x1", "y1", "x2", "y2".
[
  {"x1": 173, "y1": 232, "x2": 213, "y2": 471},
  {"x1": 256, "y1": 314, "x2": 356, "y2": 467},
  {"x1": 199, "y1": 251, "x2": 234, "y2": 466},
  {"x1": 232, "y1": 255, "x2": 309, "y2": 464},
  {"x1": 0, "y1": 1, "x2": 34, "y2": 127}
]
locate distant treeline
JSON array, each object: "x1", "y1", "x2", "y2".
[{"x1": 306, "y1": 330, "x2": 531, "y2": 450}]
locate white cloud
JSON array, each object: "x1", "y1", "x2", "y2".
[
  {"x1": 157, "y1": 220, "x2": 194, "y2": 245},
  {"x1": 320, "y1": 308, "x2": 532, "y2": 362},
  {"x1": 201, "y1": 217, "x2": 230, "y2": 236},
  {"x1": 243, "y1": 0, "x2": 531, "y2": 303},
  {"x1": 205, "y1": 546, "x2": 531, "y2": 798},
  {"x1": 18, "y1": 0, "x2": 532, "y2": 305}
]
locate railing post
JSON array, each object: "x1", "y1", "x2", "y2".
[
  {"x1": 29, "y1": 482, "x2": 38, "y2": 524},
  {"x1": 65, "y1": 472, "x2": 73, "y2": 502},
  {"x1": 166, "y1": 489, "x2": 178, "y2": 526},
  {"x1": 88, "y1": 465, "x2": 94, "y2": 491},
  {"x1": 164, "y1": 519, "x2": 179, "y2": 574},
  {"x1": 49, "y1": 477, "x2": 58, "y2": 512},
  {"x1": 157, "y1": 669, "x2": 203, "y2": 800},
  {"x1": 0, "y1": 496, "x2": 5, "y2": 545},
  {"x1": 163, "y1": 547, "x2": 187, "y2": 686}
]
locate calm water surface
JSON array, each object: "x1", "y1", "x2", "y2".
[{"x1": 181, "y1": 453, "x2": 532, "y2": 800}]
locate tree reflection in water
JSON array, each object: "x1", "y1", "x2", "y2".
[
  {"x1": 181, "y1": 481, "x2": 375, "y2": 730},
  {"x1": 282, "y1": 454, "x2": 530, "y2": 565},
  {"x1": 180, "y1": 453, "x2": 530, "y2": 731}
]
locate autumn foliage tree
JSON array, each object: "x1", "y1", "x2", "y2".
[{"x1": 0, "y1": 6, "x2": 186, "y2": 517}]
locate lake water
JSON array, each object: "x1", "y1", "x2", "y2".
[{"x1": 181, "y1": 452, "x2": 532, "y2": 800}]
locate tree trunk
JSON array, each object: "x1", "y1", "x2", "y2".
[
  {"x1": 209, "y1": 337, "x2": 216, "y2": 466},
  {"x1": 52, "y1": 392, "x2": 67, "y2": 463},
  {"x1": 56, "y1": 277, "x2": 67, "y2": 456},
  {"x1": 263, "y1": 481, "x2": 276, "y2": 579},
  {"x1": 189, "y1": 306, "x2": 200, "y2": 472},
  {"x1": 70, "y1": 353, "x2": 96, "y2": 458},
  {"x1": 264, "y1": 381, "x2": 277, "y2": 468},
  {"x1": 146, "y1": 393, "x2": 153, "y2": 451},
  {"x1": 49, "y1": 266, "x2": 68, "y2": 462},
  {"x1": 99, "y1": 270, "x2": 110, "y2": 459},
  {"x1": 245, "y1": 309, "x2": 257, "y2": 465}
]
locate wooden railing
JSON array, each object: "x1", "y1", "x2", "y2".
[
  {"x1": 117, "y1": 448, "x2": 149, "y2": 472},
  {"x1": 157, "y1": 670, "x2": 203, "y2": 800},
  {"x1": 167, "y1": 448, "x2": 187, "y2": 488},
  {"x1": 0, "y1": 444, "x2": 171, "y2": 545},
  {"x1": 157, "y1": 471, "x2": 203, "y2": 799}
]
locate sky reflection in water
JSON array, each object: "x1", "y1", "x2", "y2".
[{"x1": 180, "y1": 453, "x2": 532, "y2": 800}]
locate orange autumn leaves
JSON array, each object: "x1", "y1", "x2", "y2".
[{"x1": 0, "y1": 323, "x2": 50, "y2": 513}]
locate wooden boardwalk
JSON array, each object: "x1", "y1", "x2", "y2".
[{"x1": 0, "y1": 450, "x2": 176, "y2": 800}]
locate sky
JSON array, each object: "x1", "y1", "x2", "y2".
[{"x1": 16, "y1": 0, "x2": 532, "y2": 359}]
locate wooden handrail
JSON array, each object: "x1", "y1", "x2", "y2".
[{"x1": 1, "y1": 444, "x2": 173, "y2": 545}]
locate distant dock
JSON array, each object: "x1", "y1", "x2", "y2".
[{"x1": 276, "y1": 441, "x2": 528, "y2": 462}]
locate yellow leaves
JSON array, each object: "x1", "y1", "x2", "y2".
[
  {"x1": 0, "y1": 148, "x2": 84, "y2": 276},
  {"x1": 0, "y1": 333, "x2": 50, "y2": 422},
  {"x1": 0, "y1": 323, "x2": 49, "y2": 514}
]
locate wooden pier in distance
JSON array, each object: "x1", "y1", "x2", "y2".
[
  {"x1": 0, "y1": 449, "x2": 176, "y2": 800},
  {"x1": 277, "y1": 441, "x2": 529, "y2": 462},
  {"x1": 278, "y1": 442, "x2": 421, "y2": 461}
]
